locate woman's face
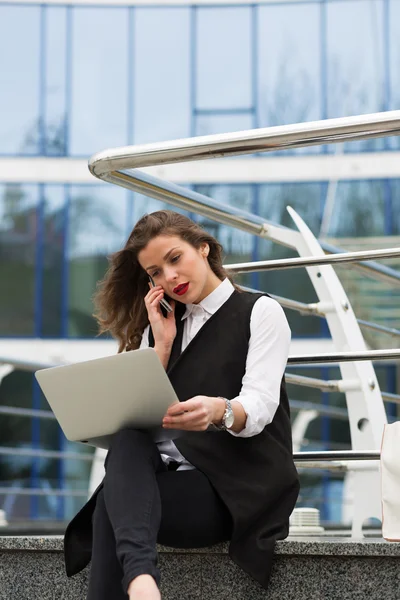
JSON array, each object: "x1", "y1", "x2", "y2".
[{"x1": 138, "y1": 235, "x2": 221, "y2": 304}]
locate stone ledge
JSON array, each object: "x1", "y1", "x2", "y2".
[
  {"x1": 0, "y1": 535, "x2": 400, "y2": 599},
  {"x1": 0, "y1": 535, "x2": 399, "y2": 556}
]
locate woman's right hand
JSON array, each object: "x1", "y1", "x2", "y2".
[{"x1": 144, "y1": 284, "x2": 176, "y2": 352}]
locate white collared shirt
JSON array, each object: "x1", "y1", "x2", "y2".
[{"x1": 140, "y1": 278, "x2": 291, "y2": 470}]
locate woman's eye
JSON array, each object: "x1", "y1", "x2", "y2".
[
  {"x1": 151, "y1": 271, "x2": 159, "y2": 278},
  {"x1": 171, "y1": 255, "x2": 181, "y2": 263}
]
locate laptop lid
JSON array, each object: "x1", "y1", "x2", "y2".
[{"x1": 35, "y1": 348, "x2": 179, "y2": 447}]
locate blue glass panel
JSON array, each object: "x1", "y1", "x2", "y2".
[
  {"x1": 391, "y1": 180, "x2": 400, "y2": 234},
  {"x1": 0, "y1": 184, "x2": 39, "y2": 335},
  {"x1": 193, "y1": 184, "x2": 255, "y2": 288},
  {"x1": 259, "y1": 182, "x2": 322, "y2": 237},
  {"x1": 70, "y1": 8, "x2": 129, "y2": 156},
  {"x1": 258, "y1": 183, "x2": 323, "y2": 337},
  {"x1": 258, "y1": 2, "x2": 322, "y2": 139},
  {"x1": 67, "y1": 184, "x2": 129, "y2": 337},
  {"x1": 45, "y1": 8, "x2": 67, "y2": 156},
  {"x1": 0, "y1": 6, "x2": 40, "y2": 155},
  {"x1": 389, "y1": 0, "x2": 400, "y2": 149},
  {"x1": 41, "y1": 186, "x2": 66, "y2": 336},
  {"x1": 133, "y1": 8, "x2": 190, "y2": 144},
  {"x1": 327, "y1": 180, "x2": 385, "y2": 237},
  {"x1": 326, "y1": 0, "x2": 385, "y2": 152},
  {"x1": 196, "y1": 7, "x2": 252, "y2": 110},
  {"x1": 195, "y1": 113, "x2": 253, "y2": 136}
]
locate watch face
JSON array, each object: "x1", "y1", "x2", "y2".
[{"x1": 224, "y1": 410, "x2": 235, "y2": 429}]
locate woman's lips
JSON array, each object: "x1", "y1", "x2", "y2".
[{"x1": 173, "y1": 283, "x2": 189, "y2": 296}]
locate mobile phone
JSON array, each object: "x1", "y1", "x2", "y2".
[{"x1": 148, "y1": 275, "x2": 173, "y2": 313}]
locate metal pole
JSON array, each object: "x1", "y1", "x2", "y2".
[
  {"x1": 86, "y1": 169, "x2": 400, "y2": 286},
  {"x1": 288, "y1": 349, "x2": 400, "y2": 365},
  {"x1": 225, "y1": 246, "x2": 400, "y2": 273},
  {"x1": 89, "y1": 110, "x2": 400, "y2": 174},
  {"x1": 293, "y1": 450, "x2": 380, "y2": 461}
]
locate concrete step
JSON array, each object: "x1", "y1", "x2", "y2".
[{"x1": 0, "y1": 536, "x2": 399, "y2": 599}]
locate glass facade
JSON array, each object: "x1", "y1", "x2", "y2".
[
  {"x1": 0, "y1": 0, "x2": 399, "y2": 524},
  {"x1": 1, "y1": 1, "x2": 399, "y2": 156}
]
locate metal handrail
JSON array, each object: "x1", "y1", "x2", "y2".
[
  {"x1": 293, "y1": 451, "x2": 380, "y2": 461},
  {"x1": 289, "y1": 400, "x2": 348, "y2": 420},
  {"x1": 90, "y1": 111, "x2": 400, "y2": 173},
  {"x1": 225, "y1": 246, "x2": 400, "y2": 273},
  {"x1": 287, "y1": 373, "x2": 400, "y2": 401},
  {"x1": 243, "y1": 287, "x2": 400, "y2": 337},
  {"x1": 88, "y1": 111, "x2": 400, "y2": 286},
  {"x1": 0, "y1": 446, "x2": 379, "y2": 465},
  {"x1": 0, "y1": 446, "x2": 96, "y2": 462},
  {"x1": 0, "y1": 406, "x2": 56, "y2": 420},
  {"x1": 320, "y1": 240, "x2": 400, "y2": 286},
  {"x1": 85, "y1": 167, "x2": 400, "y2": 287},
  {"x1": 288, "y1": 349, "x2": 400, "y2": 365},
  {"x1": 286, "y1": 373, "x2": 342, "y2": 392},
  {"x1": 0, "y1": 357, "x2": 57, "y2": 372},
  {"x1": 381, "y1": 391, "x2": 400, "y2": 405},
  {"x1": 351, "y1": 319, "x2": 400, "y2": 339},
  {"x1": 0, "y1": 487, "x2": 88, "y2": 497}
]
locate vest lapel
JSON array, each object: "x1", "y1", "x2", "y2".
[{"x1": 166, "y1": 290, "x2": 239, "y2": 378}]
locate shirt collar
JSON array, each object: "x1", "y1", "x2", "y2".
[{"x1": 181, "y1": 278, "x2": 235, "y2": 321}]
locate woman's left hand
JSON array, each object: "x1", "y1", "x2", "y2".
[{"x1": 162, "y1": 396, "x2": 226, "y2": 431}]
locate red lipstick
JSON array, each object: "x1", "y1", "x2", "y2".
[{"x1": 173, "y1": 282, "x2": 189, "y2": 296}]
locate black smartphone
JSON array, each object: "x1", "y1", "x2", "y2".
[{"x1": 148, "y1": 275, "x2": 173, "y2": 313}]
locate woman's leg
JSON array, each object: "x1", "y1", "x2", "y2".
[
  {"x1": 157, "y1": 469, "x2": 232, "y2": 548},
  {"x1": 87, "y1": 430, "x2": 232, "y2": 598},
  {"x1": 96, "y1": 429, "x2": 166, "y2": 596},
  {"x1": 86, "y1": 488, "x2": 127, "y2": 600}
]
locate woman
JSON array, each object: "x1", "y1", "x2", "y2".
[{"x1": 64, "y1": 210, "x2": 299, "y2": 600}]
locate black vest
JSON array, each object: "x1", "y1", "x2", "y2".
[{"x1": 150, "y1": 290, "x2": 299, "y2": 589}]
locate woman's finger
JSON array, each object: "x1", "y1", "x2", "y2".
[
  {"x1": 167, "y1": 399, "x2": 199, "y2": 415},
  {"x1": 144, "y1": 286, "x2": 163, "y2": 303},
  {"x1": 149, "y1": 291, "x2": 164, "y2": 305}
]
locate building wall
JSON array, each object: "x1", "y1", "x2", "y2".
[{"x1": 0, "y1": 0, "x2": 399, "y2": 522}]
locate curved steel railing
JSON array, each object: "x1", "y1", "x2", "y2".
[
  {"x1": 89, "y1": 111, "x2": 400, "y2": 286},
  {"x1": 89, "y1": 111, "x2": 400, "y2": 173}
]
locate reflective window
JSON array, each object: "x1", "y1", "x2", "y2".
[
  {"x1": 326, "y1": 0, "x2": 385, "y2": 152},
  {"x1": 41, "y1": 186, "x2": 67, "y2": 336},
  {"x1": 258, "y1": 183, "x2": 323, "y2": 337},
  {"x1": 389, "y1": 0, "x2": 400, "y2": 149},
  {"x1": 44, "y1": 7, "x2": 67, "y2": 156},
  {"x1": 133, "y1": 8, "x2": 190, "y2": 144},
  {"x1": 67, "y1": 184, "x2": 129, "y2": 337},
  {"x1": 326, "y1": 180, "x2": 386, "y2": 237},
  {"x1": 0, "y1": 6, "x2": 40, "y2": 155},
  {"x1": 196, "y1": 7, "x2": 252, "y2": 110},
  {"x1": 70, "y1": 8, "x2": 129, "y2": 156},
  {"x1": 258, "y1": 2, "x2": 322, "y2": 138},
  {"x1": 0, "y1": 184, "x2": 38, "y2": 335},
  {"x1": 391, "y1": 179, "x2": 400, "y2": 235},
  {"x1": 195, "y1": 113, "x2": 253, "y2": 137},
  {"x1": 194, "y1": 185, "x2": 256, "y2": 289}
]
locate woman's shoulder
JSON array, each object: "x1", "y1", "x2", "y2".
[{"x1": 250, "y1": 294, "x2": 290, "y2": 329}]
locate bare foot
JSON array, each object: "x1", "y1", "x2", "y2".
[{"x1": 127, "y1": 574, "x2": 161, "y2": 600}]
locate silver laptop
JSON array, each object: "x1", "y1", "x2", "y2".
[{"x1": 35, "y1": 348, "x2": 180, "y2": 449}]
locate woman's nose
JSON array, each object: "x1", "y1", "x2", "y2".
[{"x1": 164, "y1": 267, "x2": 178, "y2": 283}]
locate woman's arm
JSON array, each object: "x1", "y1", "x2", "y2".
[{"x1": 227, "y1": 295, "x2": 291, "y2": 437}]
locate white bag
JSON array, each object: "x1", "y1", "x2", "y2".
[{"x1": 381, "y1": 422, "x2": 400, "y2": 541}]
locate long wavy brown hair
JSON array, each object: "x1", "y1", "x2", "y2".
[{"x1": 93, "y1": 210, "x2": 240, "y2": 353}]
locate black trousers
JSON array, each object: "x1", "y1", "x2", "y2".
[{"x1": 87, "y1": 429, "x2": 232, "y2": 600}]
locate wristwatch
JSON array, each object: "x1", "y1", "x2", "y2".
[{"x1": 216, "y1": 397, "x2": 235, "y2": 430}]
